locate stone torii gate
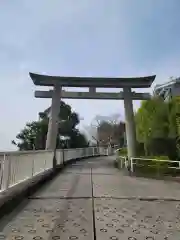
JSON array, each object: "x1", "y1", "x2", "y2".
[{"x1": 29, "y1": 73, "x2": 156, "y2": 159}]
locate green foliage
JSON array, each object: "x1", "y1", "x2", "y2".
[
  {"x1": 68, "y1": 129, "x2": 89, "y2": 148},
  {"x1": 135, "y1": 98, "x2": 169, "y2": 155},
  {"x1": 169, "y1": 98, "x2": 180, "y2": 157},
  {"x1": 168, "y1": 97, "x2": 180, "y2": 137},
  {"x1": 12, "y1": 120, "x2": 48, "y2": 150},
  {"x1": 12, "y1": 101, "x2": 88, "y2": 151},
  {"x1": 135, "y1": 97, "x2": 180, "y2": 159},
  {"x1": 134, "y1": 158, "x2": 180, "y2": 178},
  {"x1": 146, "y1": 138, "x2": 177, "y2": 160},
  {"x1": 118, "y1": 147, "x2": 127, "y2": 156},
  {"x1": 138, "y1": 155, "x2": 169, "y2": 160},
  {"x1": 151, "y1": 156, "x2": 169, "y2": 160}
]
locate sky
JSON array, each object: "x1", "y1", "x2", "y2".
[{"x1": 0, "y1": 0, "x2": 180, "y2": 150}]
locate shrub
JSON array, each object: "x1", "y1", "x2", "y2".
[
  {"x1": 136, "y1": 142, "x2": 145, "y2": 156},
  {"x1": 147, "y1": 138, "x2": 177, "y2": 160},
  {"x1": 133, "y1": 156, "x2": 180, "y2": 177},
  {"x1": 139, "y1": 155, "x2": 169, "y2": 160},
  {"x1": 118, "y1": 148, "x2": 127, "y2": 156}
]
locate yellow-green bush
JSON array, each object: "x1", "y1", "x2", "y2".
[
  {"x1": 139, "y1": 155, "x2": 169, "y2": 160},
  {"x1": 134, "y1": 157, "x2": 180, "y2": 177},
  {"x1": 118, "y1": 148, "x2": 127, "y2": 156}
]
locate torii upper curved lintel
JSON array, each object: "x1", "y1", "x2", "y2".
[{"x1": 29, "y1": 72, "x2": 156, "y2": 88}]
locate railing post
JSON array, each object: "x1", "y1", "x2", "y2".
[
  {"x1": 53, "y1": 149, "x2": 57, "y2": 170},
  {"x1": 2, "y1": 154, "x2": 11, "y2": 190},
  {"x1": 44, "y1": 158, "x2": 47, "y2": 171},
  {"x1": 0, "y1": 158, "x2": 4, "y2": 190},
  {"x1": 130, "y1": 157, "x2": 134, "y2": 173},
  {"x1": 123, "y1": 157, "x2": 126, "y2": 168},
  {"x1": 157, "y1": 162, "x2": 160, "y2": 178},
  {"x1": 62, "y1": 149, "x2": 65, "y2": 165},
  {"x1": 32, "y1": 158, "x2": 34, "y2": 177},
  {"x1": 120, "y1": 158, "x2": 123, "y2": 169}
]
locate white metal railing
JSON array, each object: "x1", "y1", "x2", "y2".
[
  {"x1": 0, "y1": 150, "x2": 54, "y2": 192},
  {"x1": 114, "y1": 149, "x2": 127, "y2": 169},
  {"x1": 115, "y1": 150, "x2": 180, "y2": 175},
  {"x1": 0, "y1": 147, "x2": 108, "y2": 192},
  {"x1": 119, "y1": 156, "x2": 128, "y2": 169},
  {"x1": 130, "y1": 157, "x2": 180, "y2": 175}
]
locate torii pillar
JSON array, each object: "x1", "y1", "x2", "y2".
[
  {"x1": 46, "y1": 85, "x2": 61, "y2": 150},
  {"x1": 123, "y1": 87, "x2": 137, "y2": 159}
]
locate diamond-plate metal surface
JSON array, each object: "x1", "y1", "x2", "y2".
[
  {"x1": 93, "y1": 174, "x2": 180, "y2": 199},
  {"x1": 0, "y1": 199, "x2": 93, "y2": 239},
  {"x1": 63, "y1": 162, "x2": 91, "y2": 175},
  {"x1": 63, "y1": 165, "x2": 83, "y2": 174},
  {"x1": 1, "y1": 156, "x2": 180, "y2": 239},
  {"x1": 32, "y1": 172, "x2": 92, "y2": 198},
  {"x1": 95, "y1": 198, "x2": 180, "y2": 240},
  {"x1": 70, "y1": 164, "x2": 92, "y2": 174},
  {"x1": 92, "y1": 167, "x2": 119, "y2": 175}
]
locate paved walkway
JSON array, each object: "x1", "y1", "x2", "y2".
[{"x1": 1, "y1": 156, "x2": 180, "y2": 239}]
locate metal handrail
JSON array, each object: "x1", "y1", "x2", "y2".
[
  {"x1": 131, "y1": 157, "x2": 180, "y2": 163},
  {"x1": 130, "y1": 157, "x2": 180, "y2": 173},
  {"x1": 0, "y1": 147, "x2": 108, "y2": 192}
]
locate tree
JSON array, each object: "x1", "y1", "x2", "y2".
[
  {"x1": 168, "y1": 97, "x2": 180, "y2": 157},
  {"x1": 83, "y1": 114, "x2": 125, "y2": 147},
  {"x1": 135, "y1": 97, "x2": 178, "y2": 158},
  {"x1": 168, "y1": 97, "x2": 180, "y2": 137},
  {"x1": 69, "y1": 129, "x2": 89, "y2": 148},
  {"x1": 136, "y1": 98, "x2": 169, "y2": 155},
  {"x1": 95, "y1": 114, "x2": 125, "y2": 147},
  {"x1": 12, "y1": 101, "x2": 88, "y2": 150},
  {"x1": 12, "y1": 120, "x2": 48, "y2": 150}
]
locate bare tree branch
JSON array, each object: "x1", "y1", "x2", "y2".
[{"x1": 83, "y1": 113, "x2": 124, "y2": 147}]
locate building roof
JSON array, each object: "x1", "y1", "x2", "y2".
[
  {"x1": 29, "y1": 72, "x2": 156, "y2": 88},
  {"x1": 154, "y1": 78, "x2": 180, "y2": 92}
]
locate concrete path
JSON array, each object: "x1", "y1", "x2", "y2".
[{"x1": 0, "y1": 156, "x2": 180, "y2": 239}]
